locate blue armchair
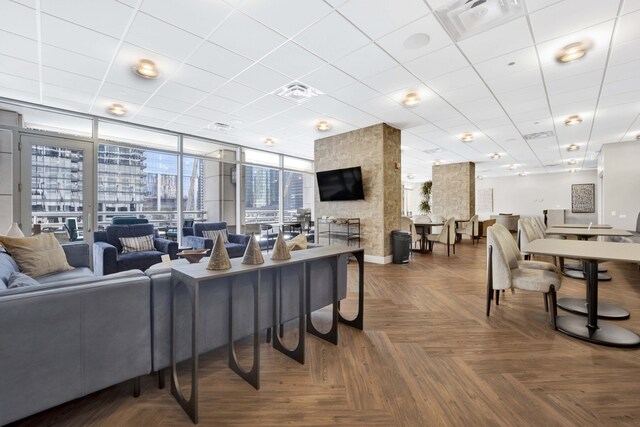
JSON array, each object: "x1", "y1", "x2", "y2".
[
  {"x1": 93, "y1": 224, "x2": 178, "y2": 276},
  {"x1": 183, "y1": 222, "x2": 250, "y2": 258}
]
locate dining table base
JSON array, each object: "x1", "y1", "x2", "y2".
[
  {"x1": 556, "y1": 316, "x2": 640, "y2": 347},
  {"x1": 563, "y1": 269, "x2": 612, "y2": 281},
  {"x1": 557, "y1": 297, "x2": 630, "y2": 320}
]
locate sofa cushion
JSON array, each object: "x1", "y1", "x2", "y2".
[
  {"x1": 193, "y1": 222, "x2": 227, "y2": 238},
  {"x1": 0, "y1": 251, "x2": 20, "y2": 289},
  {"x1": 225, "y1": 243, "x2": 246, "y2": 259},
  {"x1": 36, "y1": 267, "x2": 94, "y2": 285},
  {"x1": 0, "y1": 233, "x2": 73, "y2": 278},
  {"x1": 202, "y1": 229, "x2": 229, "y2": 243},
  {"x1": 105, "y1": 224, "x2": 156, "y2": 253},
  {"x1": 7, "y1": 272, "x2": 40, "y2": 289},
  {"x1": 120, "y1": 235, "x2": 155, "y2": 253},
  {"x1": 117, "y1": 251, "x2": 165, "y2": 272}
]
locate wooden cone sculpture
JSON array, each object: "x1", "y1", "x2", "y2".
[
  {"x1": 270, "y1": 231, "x2": 291, "y2": 260},
  {"x1": 206, "y1": 233, "x2": 231, "y2": 270},
  {"x1": 242, "y1": 234, "x2": 264, "y2": 265}
]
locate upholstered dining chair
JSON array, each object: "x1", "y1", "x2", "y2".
[
  {"x1": 492, "y1": 224, "x2": 557, "y2": 273},
  {"x1": 517, "y1": 218, "x2": 540, "y2": 260},
  {"x1": 456, "y1": 214, "x2": 480, "y2": 245},
  {"x1": 430, "y1": 214, "x2": 446, "y2": 234},
  {"x1": 426, "y1": 217, "x2": 456, "y2": 256},
  {"x1": 401, "y1": 216, "x2": 421, "y2": 253},
  {"x1": 486, "y1": 226, "x2": 561, "y2": 328}
]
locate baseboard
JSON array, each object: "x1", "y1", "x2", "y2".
[{"x1": 364, "y1": 254, "x2": 392, "y2": 264}]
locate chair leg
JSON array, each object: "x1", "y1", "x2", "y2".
[
  {"x1": 549, "y1": 285, "x2": 558, "y2": 330},
  {"x1": 453, "y1": 243, "x2": 455, "y2": 255},
  {"x1": 133, "y1": 376, "x2": 141, "y2": 398},
  {"x1": 158, "y1": 368, "x2": 165, "y2": 389},
  {"x1": 486, "y1": 245, "x2": 493, "y2": 316},
  {"x1": 544, "y1": 293, "x2": 549, "y2": 312},
  {"x1": 495, "y1": 289, "x2": 500, "y2": 305},
  {"x1": 266, "y1": 327, "x2": 272, "y2": 343}
]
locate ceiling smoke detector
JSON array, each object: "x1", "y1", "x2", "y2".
[
  {"x1": 423, "y1": 148, "x2": 443, "y2": 154},
  {"x1": 275, "y1": 82, "x2": 322, "y2": 104},
  {"x1": 523, "y1": 130, "x2": 555, "y2": 140},
  {"x1": 435, "y1": 0, "x2": 526, "y2": 42},
  {"x1": 207, "y1": 122, "x2": 233, "y2": 132}
]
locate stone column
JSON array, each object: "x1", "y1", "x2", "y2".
[
  {"x1": 314, "y1": 123, "x2": 401, "y2": 264},
  {"x1": 431, "y1": 162, "x2": 475, "y2": 220}
]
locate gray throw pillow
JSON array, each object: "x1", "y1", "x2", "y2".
[{"x1": 7, "y1": 272, "x2": 40, "y2": 289}]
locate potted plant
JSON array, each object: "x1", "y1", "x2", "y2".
[{"x1": 419, "y1": 180, "x2": 432, "y2": 214}]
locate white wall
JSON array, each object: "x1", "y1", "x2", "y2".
[
  {"x1": 403, "y1": 182, "x2": 423, "y2": 216},
  {"x1": 475, "y1": 170, "x2": 598, "y2": 219},
  {"x1": 601, "y1": 141, "x2": 640, "y2": 230}
]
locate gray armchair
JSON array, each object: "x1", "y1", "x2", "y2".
[{"x1": 182, "y1": 222, "x2": 250, "y2": 258}]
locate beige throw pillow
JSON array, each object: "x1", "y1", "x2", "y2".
[{"x1": 0, "y1": 232, "x2": 73, "y2": 278}]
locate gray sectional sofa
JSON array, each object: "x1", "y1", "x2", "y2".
[{"x1": 0, "y1": 243, "x2": 152, "y2": 426}]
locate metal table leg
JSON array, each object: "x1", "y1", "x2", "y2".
[
  {"x1": 338, "y1": 250, "x2": 364, "y2": 330},
  {"x1": 272, "y1": 265, "x2": 306, "y2": 364},
  {"x1": 306, "y1": 257, "x2": 339, "y2": 345}
]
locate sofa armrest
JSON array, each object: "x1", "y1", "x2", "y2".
[
  {"x1": 154, "y1": 238, "x2": 178, "y2": 259},
  {"x1": 228, "y1": 233, "x2": 250, "y2": 246},
  {"x1": 182, "y1": 227, "x2": 194, "y2": 236},
  {"x1": 62, "y1": 242, "x2": 90, "y2": 268},
  {"x1": 93, "y1": 241, "x2": 118, "y2": 276},
  {"x1": 183, "y1": 235, "x2": 213, "y2": 251}
]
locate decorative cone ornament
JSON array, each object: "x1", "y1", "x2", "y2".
[
  {"x1": 242, "y1": 234, "x2": 264, "y2": 265},
  {"x1": 5, "y1": 222, "x2": 24, "y2": 237},
  {"x1": 270, "y1": 231, "x2": 291, "y2": 260},
  {"x1": 206, "y1": 233, "x2": 231, "y2": 270}
]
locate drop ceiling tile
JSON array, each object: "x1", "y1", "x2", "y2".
[
  {"x1": 209, "y1": 12, "x2": 286, "y2": 61},
  {"x1": 248, "y1": 95, "x2": 295, "y2": 115},
  {"x1": 327, "y1": 106, "x2": 379, "y2": 128},
  {"x1": 0, "y1": 72, "x2": 39, "y2": 94},
  {"x1": 188, "y1": 41, "x2": 253, "y2": 79},
  {"x1": 239, "y1": 0, "x2": 333, "y2": 38},
  {"x1": 458, "y1": 17, "x2": 533, "y2": 64},
  {"x1": 43, "y1": 84, "x2": 94, "y2": 105},
  {"x1": 1, "y1": 1, "x2": 36, "y2": 39},
  {"x1": 294, "y1": 12, "x2": 370, "y2": 63},
  {"x1": 172, "y1": 114, "x2": 210, "y2": 129},
  {"x1": 404, "y1": 45, "x2": 468, "y2": 81},
  {"x1": 100, "y1": 82, "x2": 152, "y2": 105},
  {"x1": 545, "y1": 68, "x2": 604, "y2": 95},
  {"x1": 0, "y1": 54, "x2": 38, "y2": 80},
  {"x1": 331, "y1": 82, "x2": 380, "y2": 104},
  {"x1": 609, "y1": 39, "x2": 640, "y2": 66},
  {"x1": 233, "y1": 104, "x2": 273, "y2": 122},
  {"x1": 170, "y1": 65, "x2": 227, "y2": 93},
  {"x1": 261, "y1": 42, "x2": 325, "y2": 80},
  {"x1": 362, "y1": 65, "x2": 421, "y2": 95},
  {"x1": 484, "y1": 68, "x2": 543, "y2": 95},
  {"x1": 126, "y1": 13, "x2": 203, "y2": 61},
  {"x1": 197, "y1": 94, "x2": 243, "y2": 113},
  {"x1": 41, "y1": 14, "x2": 119, "y2": 62},
  {"x1": 44, "y1": 97, "x2": 92, "y2": 114},
  {"x1": 144, "y1": 95, "x2": 191, "y2": 113},
  {"x1": 280, "y1": 106, "x2": 322, "y2": 123},
  {"x1": 141, "y1": 0, "x2": 233, "y2": 38},
  {"x1": 105, "y1": 43, "x2": 181, "y2": 92},
  {"x1": 338, "y1": 0, "x2": 430, "y2": 40},
  {"x1": 525, "y1": 0, "x2": 565, "y2": 13},
  {"x1": 300, "y1": 65, "x2": 356, "y2": 94},
  {"x1": 155, "y1": 81, "x2": 208, "y2": 105},
  {"x1": 614, "y1": 10, "x2": 640, "y2": 46},
  {"x1": 0, "y1": 30, "x2": 38, "y2": 62},
  {"x1": 474, "y1": 46, "x2": 539, "y2": 81},
  {"x1": 605, "y1": 60, "x2": 640, "y2": 83},
  {"x1": 235, "y1": 64, "x2": 291, "y2": 93},
  {"x1": 376, "y1": 14, "x2": 452, "y2": 63},
  {"x1": 352, "y1": 94, "x2": 399, "y2": 116},
  {"x1": 332, "y1": 43, "x2": 397, "y2": 81},
  {"x1": 529, "y1": 0, "x2": 618, "y2": 43},
  {"x1": 426, "y1": 67, "x2": 483, "y2": 94},
  {"x1": 136, "y1": 106, "x2": 179, "y2": 122},
  {"x1": 42, "y1": 67, "x2": 102, "y2": 93},
  {"x1": 214, "y1": 81, "x2": 266, "y2": 105},
  {"x1": 0, "y1": 86, "x2": 39, "y2": 103},
  {"x1": 41, "y1": 0, "x2": 133, "y2": 39},
  {"x1": 601, "y1": 76, "x2": 640, "y2": 98},
  {"x1": 41, "y1": 45, "x2": 109, "y2": 80},
  {"x1": 185, "y1": 105, "x2": 230, "y2": 122},
  {"x1": 10, "y1": 0, "x2": 36, "y2": 8},
  {"x1": 621, "y1": 0, "x2": 640, "y2": 14}
]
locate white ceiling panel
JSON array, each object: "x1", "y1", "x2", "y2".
[
  {"x1": 0, "y1": 72, "x2": 39, "y2": 94},
  {"x1": 42, "y1": 67, "x2": 101, "y2": 94},
  {"x1": 41, "y1": 14, "x2": 119, "y2": 62},
  {"x1": 458, "y1": 17, "x2": 534, "y2": 64},
  {"x1": 376, "y1": 14, "x2": 452, "y2": 63},
  {"x1": 426, "y1": 67, "x2": 484, "y2": 94},
  {"x1": 239, "y1": 0, "x2": 333, "y2": 38},
  {"x1": 332, "y1": 43, "x2": 397, "y2": 81},
  {"x1": 213, "y1": 81, "x2": 266, "y2": 105},
  {"x1": 261, "y1": 43, "x2": 325, "y2": 80},
  {"x1": 404, "y1": 45, "x2": 468, "y2": 81},
  {"x1": 141, "y1": 0, "x2": 233, "y2": 38},
  {"x1": 197, "y1": 94, "x2": 243, "y2": 114},
  {"x1": 170, "y1": 65, "x2": 227, "y2": 93},
  {"x1": 0, "y1": 54, "x2": 38, "y2": 80},
  {"x1": 300, "y1": 65, "x2": 356, "y2": 94},
  {"x1": 154, "y1": 82, "x2": 208, "y2": 105},
  {"x1": 126, "y1": 12, "x2": 203, "y2": 62},
  {"x1": 337, "y1": 0, "x2": 430, "y2": 40},
  {"x1": 362, "y1": 66, "x2": 422, "y2": 95},
  {"x1": 208, "y1": 12, "x2": 286, "y2": 61},
  {"x1": 41, "y1": 45, "x2": 109, "y2": 80},
  {"x1": 1, "y1": 1, "x2": 37, "y2": 39},
  {"x1": 188, "y1": 42, "x2": 253, "y2": 79},
  {"x1": 144, "y1": 95, "x2": 191, "y2": 114},
  {"x1": 331, "y1": 82, "x2": 381, "y2": 104},
  {"x1": 0, "y1": 30, "x2": 38, "y2": 62},
  {"x1": 248, "y1": 95, "x2": 295, "y2": 115},
  {"x1": 41, "y1": 0, "x2": 133, "y2": 39},
  {"x1": 294, "y1": 12, "x2": 370, "y2": 63},
  {"x1": 234, "y1": 64, "x2": 291, "y2": 93},
  {"x1": 99, "y1": 82, "x2": 152, "y2": 105}
]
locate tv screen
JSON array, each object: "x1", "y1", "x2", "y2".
[{"x1": 316, "y1": 166, "x2": 364, "y2": 201}]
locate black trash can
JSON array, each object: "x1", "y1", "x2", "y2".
[{"x1": 392, "y1": 230, "x2": 411, "y2": 264}]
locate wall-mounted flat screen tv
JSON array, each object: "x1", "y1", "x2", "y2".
[{"x1": 316, "y1": 166, "x2": 365, "y2": 201}]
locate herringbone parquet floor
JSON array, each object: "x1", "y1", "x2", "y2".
[{"x1": 12, "y1": 239, "x2": 640, "y2": 426}]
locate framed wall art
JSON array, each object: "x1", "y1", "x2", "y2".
[{"x1": 571, "y1": 183, "x2": 595, "y2": 213}]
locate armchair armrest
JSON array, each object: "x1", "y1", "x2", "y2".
[
  {"x1": 228, "y1": 233, "x2": 250, "y2": 246},
  {"x1": 93, "y1": 241, "x2": 118, "y2": 276},
  {"x1": 182, "y1": 235, "x2": 213, "y2": 251},
  {"x1": 182, "y1": 227, "x2": 194, "y2": 236},
  {"x1": 154, "y1": 238, "x2": 178, "y2": 259},
  {"x1": 62, "y1": 242, "x2": 90, "y2": 268}
]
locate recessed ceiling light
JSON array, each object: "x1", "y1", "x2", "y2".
[
  {"x1": 133, "y1": 59, "x2": 159, "y2": 79},
  {"x1": 407, "y1": 174, "x2": 415, "y2": 179},
  {"x1": 569, "y1": 168, "x2": 577, "y2": 173},
  {"x1": 564, "y1": 115, "x2": 583, "y2": 126},
  {"x1": 207, "y1": 122, "x2": 233, "y2": 132},
  {"x1": 568, "y1": 159, "x2": 577, "y2": 165},
  {"x1": 556, "y1": 40, "x2": 592, "y2": 64},
  {"x1": 490, "y1": 153, "x2": 501, "y2": 160},
  {"x1": 477, "y1": 175, "x2": 484, "y2": 180},
  {"x1": 402, "y1": 92, "x2": 420, "y2": 107},
  {"x1": 508, "y1": 164, "x2": 516, "y2": 170},
  {"x1": 461, "y1": 132, "x2": 473, "y2": 143},
  {"x1": 567, "y1": 144, "x2": 580, "y2": 152},
  {"x1": 434, "y1": 160, "x2": 441, "y2": 166},
  {"x1": 264, "y1": 138, "x2": 275, "y2": 146},
  {"x1": 518, "y1": 172, "x2": 526, "y2": 177},
  {"x1": 107, "y1": 103, "x2": 126, "y2": 116},
  {"x1": 403, "y1": 33, "x2": 430, "y2": 49},
  {"x1": 316, "y1": 120, "x2": 331, "y2": 131}
]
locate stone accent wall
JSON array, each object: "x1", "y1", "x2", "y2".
[
  {"x1": 432, "y1": 162, "x2": 475, "y2": 220},
  {"x1": 314, "y1": 123, "x2": 401, "y2": 262}
]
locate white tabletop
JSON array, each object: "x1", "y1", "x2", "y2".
[
  {"x1": 545, "y1": 227, "x2": 632, "y2": 237},
  {"x1": 524, "y1": 239, "x2": 640, "y2": 263},
  {"x1": 549, "y1": 223, "x2": 612, "y2": 229}
]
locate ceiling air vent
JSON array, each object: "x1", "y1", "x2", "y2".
[
  {"x1": 423, "y1": 147, "x2": 443, "y2": 154},
  {"x1": 207, "y1": 122, "x2": 232, "y2": 132},
  {"x1": 523, "y1": 130, "x2": 554, "y2": 140},
  {"x1": 435, "y1": 0, "x2": 526, "y2": 42},
  {"x1": 275, "y1": 82, "x2": 322, "y2": 104}
]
